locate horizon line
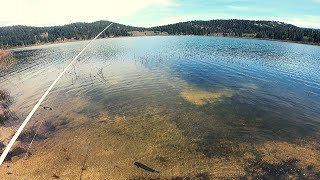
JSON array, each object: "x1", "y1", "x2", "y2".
[{"x1": 0, "y1": 18, "x2": 318, "y2": 29}]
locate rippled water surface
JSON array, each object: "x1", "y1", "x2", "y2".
[{"x1": 1, "y1": 36, "x2": 320, "y2": 179}]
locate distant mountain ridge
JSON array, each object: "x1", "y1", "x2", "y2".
[{"x1": 0, "y1": 19, "x2": 319, "y2": 48}]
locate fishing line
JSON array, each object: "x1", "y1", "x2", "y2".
[
  {"x1": 24, "y1": 30, "x2": 112, "y2": 160},
  {"x1": 24, "y1": 52, "x2": 78, "y2": 159},
  {"x1": 23, "y1": 111, "x2": 48, "y2": 159},
  {"x1": 79, "y1": 135, "x2": 93, "y2": 180},
  {"x1": 0, "y1": 22, "x2": 113, "y2": 165}
]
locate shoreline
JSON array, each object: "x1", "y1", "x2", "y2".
[
  {"x1": 5, "y1": 34, "x2": 320, "y2": 50},
  {"x1": 0, "y1": 50, "x2": 16, "y2": 71}
]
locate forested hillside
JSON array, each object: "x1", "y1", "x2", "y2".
[
  {"x1": 151, "y1": 20, "x2": 320, "y2": 44},
  {"x1": 0, "y1": 21, "x2": 143, "y2": 47},
  {"x1": 0, "y1": 19, "x2": 319, "y2": 48}
]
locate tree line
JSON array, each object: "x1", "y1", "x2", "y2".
[
  {"x1": 0, "y1": 21, "x2": 143, "y2": 47},
  {"x1": 151, "y1": 20, "x2": 320, "y2": 44},
  {"x1": 0, "y1": 20, "x2": 319, "y2": 48}
]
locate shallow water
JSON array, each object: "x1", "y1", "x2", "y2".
[{"x1": 0, "y1": 36, "x2": 320, "y2": 179}]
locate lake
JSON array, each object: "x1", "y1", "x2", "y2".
[{"x1": 0, "y1": 36, "x2": 320, "y2": 179}]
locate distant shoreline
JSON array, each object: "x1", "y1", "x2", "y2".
[
  {"x1": 6, "y1": 34, "x2": 320, "y2": 51},
  {"x1": 2, "y1": 20, "x2": 319, "y2": 49}
]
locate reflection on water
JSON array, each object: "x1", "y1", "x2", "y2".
[{"x1": 0, "y1": 36, "x2": 320, "y2": 179}]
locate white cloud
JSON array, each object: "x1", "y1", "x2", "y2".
[
  {"x1": 226, "y1": 5, "x2": 255, "y2": 11},
  {"x1": 147, "y1": 13, "x2": 320, "y2": 29},
  {"x1": 239, "y1": 16, "x2": 320, "y2": 29},
  {"x1": 0, "y1": 0, "x2": 172, "y2": 26},
  {"x1": 146, "y1": 15, "x2": 195, "y2": 27},
  {"x1": 279, "y1": 18, "x2": 320, "y2": 29},
  {"x1": 140, "y1": 13, "x2": 247, "y2": 27},
  {"x1": 0, "y1": 0, "x2": 319, "y2": 29}
]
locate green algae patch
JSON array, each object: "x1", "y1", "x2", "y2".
[{"x1": 180, "y1": 87, "x2": 233, "y2": 106}]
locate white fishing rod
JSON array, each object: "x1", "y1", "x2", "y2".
[{"x1": 0, "y1": 22, "x2": 113, "y2": 165}]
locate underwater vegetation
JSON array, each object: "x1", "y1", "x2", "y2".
[{"x1": 180, "y1": 87, "x2": 233, "y2": 106}]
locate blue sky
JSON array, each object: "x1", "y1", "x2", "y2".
[
  {"x1": 0, "y1": 0, "x2": 319, "y2": 28},
  {"x1": 128, "y1": 0, "x2": 320, "y2": 28}
]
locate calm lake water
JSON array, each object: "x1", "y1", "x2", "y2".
[{"x1": 0, "y1": 36, "x2": 320, "y2": 179}]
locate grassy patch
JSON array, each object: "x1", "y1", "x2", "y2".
[
  {"x1": 0, "y1": 90, "x2": 15, "y2": 124},
  {"x1": 0, "y1": 50, "x2": 16, "y2": 71}
]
